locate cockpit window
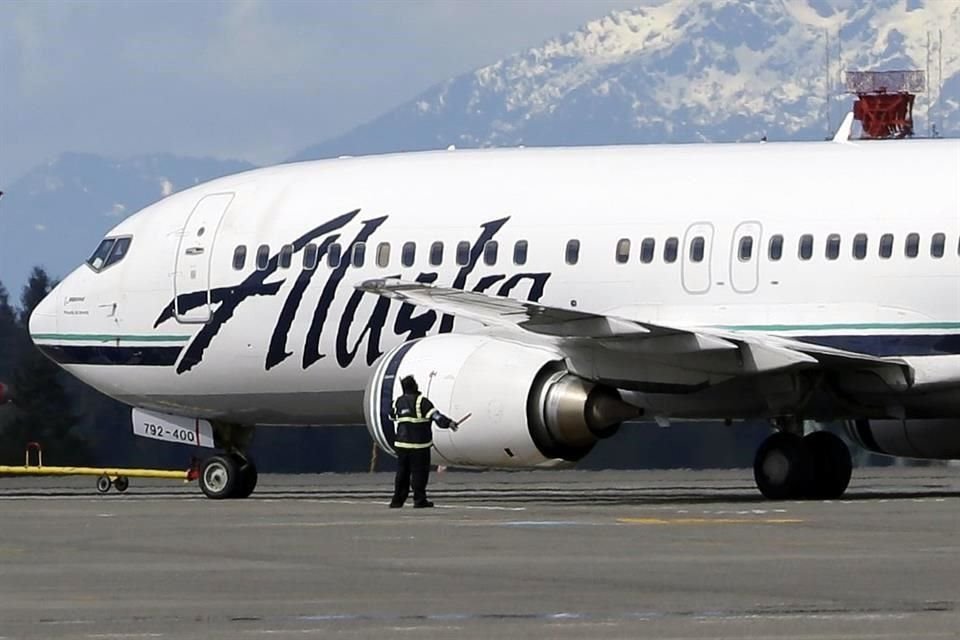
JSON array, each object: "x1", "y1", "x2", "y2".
[
  {"x1": 87, "y1": 239, "x2": 116, "y2": 271},
  {"x1": 87, "y1": 236, "x2": 132, "y2": 272},
  {"x1": 104, "y1": 237, "x2": 132, "y2": 268}
]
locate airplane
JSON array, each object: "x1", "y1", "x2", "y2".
[{"x1": 27, "y1": 136, "x2": 960, "y2": 500}]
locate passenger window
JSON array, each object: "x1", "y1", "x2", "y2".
[
  {"x1": 640, "y1": 238, "x2": 655, "y2": 264},
  {"x1": 798, "y1": 234, "x2": 813, "y2": 260},
  {"x1": 738, "y1": 235, "x2": 754, "y2": 262},
  {"x1": 664, "y1": 237, "x2": 678, "y2": 263},
  {"x1": 104, "y1": 237, "x2": 132, "y2": 268},
  {"x1": 376, "y1": 243, "x2": 390, "y2": 268},
  {"x1": 931, "y1": 233, "x2": 945, "y2": 258},
  {"x1": 456, "y1": 241, "x2": 471, "y2": 266},
  {"x1": 825, "y1": 234, "x2": 840, "y2": 260},
  {"x1": 256, "y1": 244, "x2": 270, "y2": 270},
  {"x1": 768, "y1": 235, "x2": 783, "y2": 261},
  {"x1": 303, "y1": 243, "x2": 317, "y2": 270},
  {"x1": 279, "y1": 244, "x2": 293, "y2": 269},
  {"x1": 483, "y1": 240, "x2": 498, "y2": 266},
  {"x1": 402, "y1": 242, "x2": 416, "y2": 267},
  {"x1": 615, "y1": 238, "x2": 630, "y2": 264},
  {"x1": 352, "y1": 242, "x2": 366, "y2": 267},
  {"x1": 905, "y1": 233, "x2": 919, "y2": 258},
  {"x1": 853, "y1": 233, "x2": 868, "y2": 260},
  {"x1": 429, "y1": 242, "x2": 443, "y2": 266},
  {"x1": 879, "y1": 233, "x2": 894, "y2": 258},
  {"x1": 690, "y1": 237, "x2": 705, "y2": 263},
  {"x1": 513, "y1": 240, "x2": 528, "y2": 266},
  {"x1": 328, "y1": 243, "x2": 342, "y2": 268},
  {"x1": 565, "y1": 239, "x2": 580, "y2": 265},
  {"x1": 87, "y1": 238, "x2": 116, "y2": 271},
  {"x1": 232, "y1": 245, "x2": 247, "y2": 271}
]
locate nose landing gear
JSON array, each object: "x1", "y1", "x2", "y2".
[
  {"x1": 196, "y1": 423, "x2": 258, "y2": 499},
  {"x1": 199, "y1": 453, "x2": 258, "y2": 500},
  {"x1": 753, "y1": 427, "x2": 852, "y2": 500}
]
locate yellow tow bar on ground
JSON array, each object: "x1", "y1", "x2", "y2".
[{"x1": 0, "y1": 443, "x2": 195, "y2": 493}]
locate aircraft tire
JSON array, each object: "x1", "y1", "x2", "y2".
[
  {"x1": 96, "y1": 475, "x2": 112, "y2": 494},
  {"x1": 753, "y1": 432, "x2": 811, "y2": 500},
  {"x1": 804, "y1": 431, "x2": 852, "y2": 499},
  {"x1": 200, "y1": 455, "x2": 239, "y2": 500},
  {"x1": 113, "y1": 476, "x2": 129, "y2": 493},
  {"x1": 232, "y1": 455, "x2": 258, "y2": 499}
]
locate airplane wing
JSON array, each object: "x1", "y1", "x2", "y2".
[
  {"x1": 357, "y1": 278, "x2": 912, "y2": 392},
  {"x1": 359, "y1": 278, "x2": 731, "y2": 344}
]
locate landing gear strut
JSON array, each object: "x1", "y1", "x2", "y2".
[
  {"x1": 753, "y1": 428, "x2": 852, "y2": 500},
  {"x1": 198, "y1": 423, "x2": 258, "y2": 500}
]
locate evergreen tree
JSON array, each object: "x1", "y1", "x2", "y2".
[
  {"x1": 0, "y1": 280, "x2": 18, "y2": 440},
  {"x1": 0, "y1": 280, "x2": 18, "y2": 377},
  {"x1": 0, "y1": 268, "x2": 91, "y2": 465}
]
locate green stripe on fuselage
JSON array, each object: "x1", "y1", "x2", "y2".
[
  {"x1": 715, "y1": 322, "x2": 960, "y2": 332},
  {"x1": 30, "y1": 333, "x2": 191, "y2": 343}
]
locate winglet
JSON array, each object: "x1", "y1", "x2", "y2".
[{"x1": 832, "y1": 112, "x2": 855, "y2": 143}]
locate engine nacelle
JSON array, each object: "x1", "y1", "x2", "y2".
[
  {"x1": 364, "y1": 335, "x2": 636, "y2": 468},
  {"x1": 0, "y1": 382, "x2": 10, "y2": 406},
  {"x1": 847, "y1": 419, "x2": 960, "y2": 459}
]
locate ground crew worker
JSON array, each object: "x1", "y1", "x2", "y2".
[{"x1": 389, "y1": 375, "x2": 457, "y2": 508}]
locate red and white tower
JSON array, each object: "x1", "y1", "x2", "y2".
[{"x1": 845, "y1": 70, "x2": 925, "y2": 139}]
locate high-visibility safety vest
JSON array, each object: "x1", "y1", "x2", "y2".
[{"x1": 392, "y1": 393, "x2": 437, "y2": 449}]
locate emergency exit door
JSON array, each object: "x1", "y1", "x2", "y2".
[{"x1": 174, "y1": 192, "x2": 234, "y2": 323}]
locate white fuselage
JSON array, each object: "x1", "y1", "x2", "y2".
[{"x1": 29, "y1": 139, "x2": 960, "y2": 425}]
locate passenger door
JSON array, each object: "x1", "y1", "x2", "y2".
[{"x1": 174, "y1": 193, "x2": 234, "y2": 323}]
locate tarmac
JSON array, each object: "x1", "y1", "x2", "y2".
[{"x1": 0, "y1": 467, "x2": 958, "y2": 639}]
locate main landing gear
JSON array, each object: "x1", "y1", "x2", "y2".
[
  {"x1": 753, "y1": 426, "x2": 852, "y2": 500},
  {"x1": 197, "y1": 423, "x2": 258, "y2": 500}
]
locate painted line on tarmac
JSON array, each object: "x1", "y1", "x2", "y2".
[
  {"x1": 86, "y1": 634, "x2": 167, "y2": 639},
  {"x1": 618, "y1": 517, "x2": 804, "y2": 525},
  {"x1": 19, "y1": 603, "x2": 953, "y2": 634},
  {"x1": 497, "y1": 520, "x2": 601, "y2": 527}
]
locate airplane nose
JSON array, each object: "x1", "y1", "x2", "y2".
[{"x1": 28, "y1": 290, "x2": 58, "y2": 345}]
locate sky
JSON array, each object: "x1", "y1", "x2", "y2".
[{"x1": 0, "y1": 0, "x2": 647, "y2": 183}]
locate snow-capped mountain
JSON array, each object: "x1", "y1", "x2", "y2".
[
  {"x1": 293, "y1": 0, "x2": 959, "y2": 160},
  {"x1": 4, "y1": 0, "x2": 957, "y2": 295}
]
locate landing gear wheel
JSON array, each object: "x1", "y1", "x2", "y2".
[
  {"x1": 232, "y1": 456, "x2": 258, "y2": 499},
  {"x1": 113, "y1": 476, "x2": 129, "y2": 493},
  {"x1": 753, "y1": 432, "x2": 811, "y2": 500},
  {"x1": 200, "y1": 455, "x2": 239, "y2": 500},
  {"x1": 804, "y1": 431, "x2": 852, "y2": 499},
  {"x1": 96, "y1": 475, "x2": 112, "y2": 494}
]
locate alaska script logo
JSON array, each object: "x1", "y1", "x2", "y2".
[{"x1": 155, "y1": 210, "x2": 550, "y2": 374}]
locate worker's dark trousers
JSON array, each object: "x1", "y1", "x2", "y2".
[{"x1": 392, "y1": 447, "x2": 431, "y2": 506}]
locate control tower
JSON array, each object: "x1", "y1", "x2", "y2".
[{"x1": 845, "y1": 70, "x2": 925, "y2": 139}]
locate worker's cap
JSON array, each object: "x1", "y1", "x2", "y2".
[{"x1": 400, "y1": 375, "x2": 419, "y2": 393}]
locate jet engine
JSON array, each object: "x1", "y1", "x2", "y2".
[
  {"x1": 0, "y1": 382, "x2": 10, "y2": 406},
  {"x1": 846, "y1": 419, "x2": 960, "y2": 459},
  {"x1": 363, "y1": 335, "x2": 638, "y2": 467}
]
